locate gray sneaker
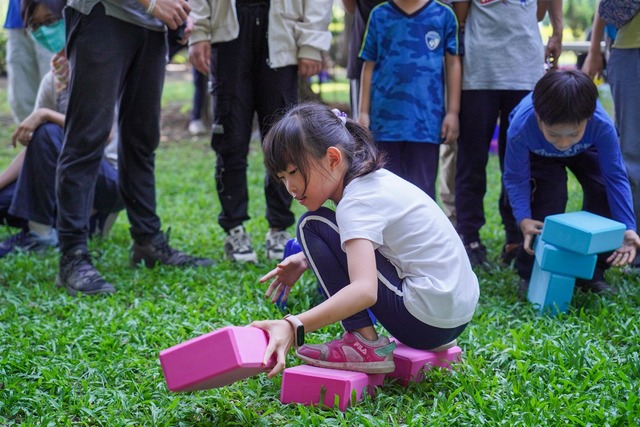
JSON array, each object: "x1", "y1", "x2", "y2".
[
  {"x1": 224, "y1": 225, "x2": 258, "y2": 263},
  {"x1": 56, "y1": 248, "x2": 116, "y2": 296},
  {"x1": 265, "y1": 229, "x2": 291, "y2": 261},
  {"x1": 131, "y1": 231, "x2": 214, "y2": 268}
]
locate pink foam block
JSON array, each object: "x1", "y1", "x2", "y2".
[
  {"x1": 159, "y1": 326, "x2": 274, "y2": 392},
  {"x1": 386, "y1": 339, "x2": 462, "y2": 386},
  {"x1": 280, "y1": 365, "x2": 384, "y2": 411}
]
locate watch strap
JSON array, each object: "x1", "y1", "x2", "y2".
[{"x1": 283, "y1": 314, "x2": 305, "y2": 348}]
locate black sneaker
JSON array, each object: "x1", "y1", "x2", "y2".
[
  {"x1": 131, "y1": 230, "x2": 214, "y2": 268},
  {"x1": 56, "y1": 248, "x2": 116, "y2": 296},
  {"x1": 500, "y1": 243, "x2": 521, "y2": 267},
  {"x1": 464, "y1": 241, "x2": 492, "y2": 270},
  {"x1": 517, "y1": 278, "x2": 529, "y2": 300},
  {"x1": 89, "y1": 211, "x2": 120, "y2": 239},
  {"x1": 577, "y1": 279, "x2": 618, "y2": 295}
]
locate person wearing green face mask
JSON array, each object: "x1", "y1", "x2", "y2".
[
  {"x1": 0, "y1": 0, "x2": 125, "y2": 258},
  {"x1": 29, "y1": 19, "x2": 65, "y2": 54}
]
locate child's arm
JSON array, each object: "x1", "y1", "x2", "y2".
[
  {"x1": 0, "y1": 149, "x2": 26, "y2": 191},
  {"x1": 452, "y1": 2, "x2": 469, "y2": 31},
  {"x1": 441, "y1": 53, "x2": 461, "y2": 145},
  {"x1": 358, "y1": 61, "x2": 374, "y2": 128},
  {"x1": 253, "y1": 238, "x2": 379, "y2": 378}
]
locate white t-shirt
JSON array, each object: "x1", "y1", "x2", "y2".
[{"x1": 337, "y1": 169, "x2": 479, "y2": 328}]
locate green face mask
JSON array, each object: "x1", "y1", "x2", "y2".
[{"x1": 30, "y1": 19, "x2": 66, "y2": 53}]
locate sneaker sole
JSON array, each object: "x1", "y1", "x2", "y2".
[
  {"x1": 296, "y1": 352, "x2": 395, "y2": 374},
  {"x1": 55, "y1": 275, "x2": 117, "y2": 296},
  {"x1": 226, "y1": 252, "x2": 258, "y2": 264},
  {"x1": 266, "y1": 250, "x2": 285, "y2": 261}
]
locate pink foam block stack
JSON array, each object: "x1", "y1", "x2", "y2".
[
  {"x1": 386, "y1": 339, "x2": 462, "y2": 386},
  {"x1": 280, "y1": 365, "x2": 385, "y2": 411},
  {"x1": 159, "y1": 326, "x2": 274, "y2": 392}
]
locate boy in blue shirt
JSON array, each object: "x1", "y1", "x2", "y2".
[
  {"x1": 358, "y1": 0, "x2": 461, "y2": 199},
  {"x1": 504, "y1": 69, "x2": 640, "y2": 297}
]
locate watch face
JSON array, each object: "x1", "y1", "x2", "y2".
[{"x1": 295, "y1": 325, "x2": 305, "y2": 347}]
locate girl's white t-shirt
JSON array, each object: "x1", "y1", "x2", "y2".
[{"x1": 337, "y1": 169, "x2": 479, "y2": 328}]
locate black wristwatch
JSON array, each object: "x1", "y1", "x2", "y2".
[{"x1": 283, "y1": 314, "x2": 305, "y2": 348}]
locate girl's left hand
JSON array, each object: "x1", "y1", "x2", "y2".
[
  {"x1": 260, "y1": 251, "x2": 308, "y2": 303},
  {"x1": 607, "y1": 230, "x2": 640, "y2": 266},
  {"x1": 249, "y1": 319, "x2": 294, "y2": 378}
]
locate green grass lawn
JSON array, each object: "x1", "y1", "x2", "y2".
[{"x1": 1, "y1": 76, "x2": 639, "y2": 426}]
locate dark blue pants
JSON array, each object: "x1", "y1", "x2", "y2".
[
  {"x1": 57, "y1": 4, "x2": 166, "y2": 252},
  {"x1": 297, "y1": 207, "x2": 467, "y2": 350},
  {"x1": 515, "y1": 150, "x2": 612, "y2": 282},
  {"x1": 0, "y1": 182, "x2": 26, "y2": 229},
  {"x1": 2, "y1": 123, "x2": 121, "y2": 229},
  {"x1": 377, "y1": 141, "x2": 440, "y2": 199},
  {"x1": 455, "y1": 89, "x2": 529, "y2": 245},
  {"x1": 209, "y1": 2, "x2": 297, "y2": 231}
]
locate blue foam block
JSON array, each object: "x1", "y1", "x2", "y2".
[
  {"x1": 540, "y1": 211, "x2": 625, "y2": 255},
  {"x1": 535, "y1": 238, "x2": 597, "y2": 279},
  {"x1": 527, "y1": 260, "x2": 576, "y2": 315}
]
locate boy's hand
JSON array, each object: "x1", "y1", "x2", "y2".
[
  {"x1": 260, "y1": 251, "x2": 308, "y2": 303},
  {"x1": 607, "y1": 230, "x2": 640, "y2": 266},
  {"x1": 520, "y1": 218, "x2": 543, "y2": 255},
  {"x1": 249, "y1": 319, "x2": 294, "y2": 378},
  {"x1": 441, "y1": 112, "x2": 459, "y2": 145}
]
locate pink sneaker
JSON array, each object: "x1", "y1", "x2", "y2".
[{"x1": 296, "y1": 332, "x2": 396, "y2": 374}]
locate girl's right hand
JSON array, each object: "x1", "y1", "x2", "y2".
[
  {"x1": 260, "y1": 251, "x2": 308, "y2": 303},
  {"x1": 249, "y1": 319, "x2": 294, "y2": 378}
]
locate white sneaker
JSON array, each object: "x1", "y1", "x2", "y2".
[
  {"x1": 188, "y1": 119, "x2": 207, "y2": 136},
  {"x1": 265, "y1": 229, "x2": 291, "y2": 261},
  {"x1": 224, "y1": 225, "x2": 258, "y2": 263}
]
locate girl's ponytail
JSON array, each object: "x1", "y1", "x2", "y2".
[{"x1": 342, "y1": 120, "x2": 385, "y2": 185}]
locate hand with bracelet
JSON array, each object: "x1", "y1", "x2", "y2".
[{"x1": 138, "y1": 0, "x2": 189, "y2": 30}]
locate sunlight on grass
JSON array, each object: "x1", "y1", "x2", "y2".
[{"x1": 1, "y1": 69, "x2": 639, "y2": 426}]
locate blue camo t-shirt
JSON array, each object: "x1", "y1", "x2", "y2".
[{"x1": 359, "y1": 0, "x2": 459, "y2": 143}]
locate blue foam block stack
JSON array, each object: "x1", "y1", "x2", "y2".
[{"x1": 528, "y1": 211, "x2": 625, "y2": 315}]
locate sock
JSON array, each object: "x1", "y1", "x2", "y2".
[{"x1": 28, "y1": 221, "x2": 53, "y2": 238}]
